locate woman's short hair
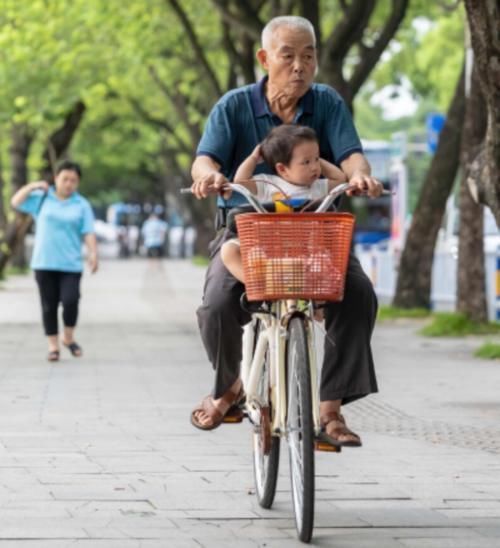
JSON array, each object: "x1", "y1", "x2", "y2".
[
  {"x1": 56, "y1": 160, "x2": 82, "y2": 178},
  {"x1": 260, "y1": 124, "x2": 318, "y2": 170},
  {"x1": 261, "y1": 16, "x2": 316, "y2": 49}
]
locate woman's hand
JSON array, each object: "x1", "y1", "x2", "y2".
[
  {"x1": 87, "y1": 251, "x2": 98, "y2": 274},
  {"x1": 30, "y1": 181, "x2": 49, "y2": 192}
]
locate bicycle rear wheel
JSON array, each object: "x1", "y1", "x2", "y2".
[
  {"x1": 286, "y1": 316, "x2": 314, "y2": 543},
  {"x1": 252, "y1": 321, "x2": 280, "y2": 509}
]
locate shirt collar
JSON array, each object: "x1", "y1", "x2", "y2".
[
  {"x1": 49, "y1": 186, "x2": 79, "y2": 202},
  {"x1": 251, "y1": 76, "x2": 315, "y2": 119}
]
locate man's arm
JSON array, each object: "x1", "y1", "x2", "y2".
[{"x1": 340, "y1": 152, "x2": 383, "y2": 197}]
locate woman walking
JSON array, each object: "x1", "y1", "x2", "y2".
[{"x1": 11, "y1": 160, "x2": 98, "y2": 362}]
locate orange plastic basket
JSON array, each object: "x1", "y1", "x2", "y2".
[{"x1": 236, "y1": 212, "x2": 354, "y2": 302}]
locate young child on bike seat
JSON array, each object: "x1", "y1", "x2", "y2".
[{"x1": 220, "y1": 124, "x2": 347, "y2": 283}]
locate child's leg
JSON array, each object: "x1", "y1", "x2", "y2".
[{"x1": 220, "y1": 240, "x2": 245, "y2": 282}]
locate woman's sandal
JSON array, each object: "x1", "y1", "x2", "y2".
[
  {"x1": 319, "y1": 411, "x2": 362, "y2": 448},
  {"x1": 47, "y1": 350, "x2": 60, "y2": 362},
  {"x1": 190, "y1": 387, "x2": 245, "y2": 431},
  {"x1": 63, "y1": 341, "x2": 82, "y2": 357}
]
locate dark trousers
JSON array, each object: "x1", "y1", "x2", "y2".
[
  {"x1": 197, "y1": 231, "x2": 378, "y2": 404},
  {"x1": 34, "y1": 270, "x2": 82, "y2": 336}
]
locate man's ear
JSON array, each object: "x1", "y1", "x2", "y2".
[{"x1": 256, "y1": 48, "x2": 268, "y2": 70}]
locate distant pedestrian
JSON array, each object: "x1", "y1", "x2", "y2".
[
  {"x1": 141, "y1": 213, "x2": 168, "y2": 258},
  {"x1": 11, "y1": 160, "x2": 98, "y2": 362}
]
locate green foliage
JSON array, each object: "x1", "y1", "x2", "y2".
[
  {"x1": 192, "y1": 255, "x2": 210, "y2": 267},
  {"x1": 370, "y1": 5, "x2": 465, "y2": 110},
  {"x1": 5, "y1": 265, "x2": 29, "y2": 277},
  {"x1": 419, "y1": 312, "x2": 500, "y2": 337},
  {"x1": 377, "y1": 306, "x2": 430, "y2": 321},
  {"x1": 474, "y1": 342, "x2": 500, "y2": 360}
]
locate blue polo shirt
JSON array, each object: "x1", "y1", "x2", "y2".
[
  {"x1": 16, "y1": 187, "x2": 95, "y2": 272},
  {"x1": 197, "y1": 76, "x2": 362, "y2": 207}
]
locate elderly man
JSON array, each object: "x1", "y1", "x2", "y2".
[{"x1": 190, "y1": 15, "x2": 382, "y2": 446}]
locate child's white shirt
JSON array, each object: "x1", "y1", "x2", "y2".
[{"x1": 253, "y1": 174, "x2": 329, "y2": 202}]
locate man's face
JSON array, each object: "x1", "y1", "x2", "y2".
[{"x1": 258, "y1": 26, "x2": 317, "y2": 98}]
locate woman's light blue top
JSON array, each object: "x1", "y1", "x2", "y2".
[{"x1": 16, "y1": 187, "x2": 95, "y2": 272}]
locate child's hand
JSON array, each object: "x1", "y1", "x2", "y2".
[
  {"x1": 251, "y1": 145, "x2": 263, "y2": 164},
  {"x1": 221, "y1": 185, "x2": 232, "y2": 200}
]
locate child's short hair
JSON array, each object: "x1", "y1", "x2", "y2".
[{"x1": 261, "y1": 124, "x2": 318, "y2": 171}]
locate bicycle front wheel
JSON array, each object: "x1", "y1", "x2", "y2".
[
  {"x1": 286, "y1": 316, "x2": 315, "y2": 543},
  {"x1": 252, "y1": 321, "x2": 280, "y2": 509}
]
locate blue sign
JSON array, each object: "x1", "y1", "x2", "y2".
[{"x1": 426, "y1": 113, "x2": 445, "y2": 154}]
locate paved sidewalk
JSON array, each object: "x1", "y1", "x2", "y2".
[{"x1": 0, "y1": 258, "x2": 499, "y2": 548}]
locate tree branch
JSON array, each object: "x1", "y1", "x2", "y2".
[
  {"x1": 128, "y1": 97, "x2": 192, "y2": 155},
  {"x1": 320, "y1": 0, "x2": 375, "y2": 67},
  {"x1": 40, "y1": 101, "x2": 86, "y2": 180},
  {"x1": 349, "y1": 0, "x2": 409, "y2": 97},
  {"x1": 166, "y1": 0, "x2": 222, "y2": 97},
  {"x1": 299, "y1": 0, "x2": 321, "y2": 47},
  {"x1": 148, "y1": 66, "x2": 202, "y2": 146},
  {"x1": 210, "y1": 0, "x2": 263, "y2": 41}
]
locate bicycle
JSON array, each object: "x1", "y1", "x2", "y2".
[{"x1": 183, "y1": 181, "x2": 372, "y2": 542}]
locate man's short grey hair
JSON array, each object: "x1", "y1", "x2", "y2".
[{"x1": 261, "y1": 16, "x2": 316, "y2": 49}]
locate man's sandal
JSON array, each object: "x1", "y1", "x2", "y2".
[
  {"x1": 190, "y1": 387, "x2": 245, "y2": 431},
  {"x1": 47, "y1": 350, "x2": 60, "y2": 362},
  {"x1": 63, "y1": 341, "x2": 82, "y2": 357},
  {"x1": 319, "y1": 411, "x2": 362, "y2": 448}
]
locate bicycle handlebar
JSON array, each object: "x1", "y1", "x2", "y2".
[{"x1": 180, "y1": 182, "x2": 392, "y2": 214}]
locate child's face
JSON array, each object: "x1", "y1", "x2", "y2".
[{"x1": 276, "y1": 141, "x2": 321, "y2": 186}]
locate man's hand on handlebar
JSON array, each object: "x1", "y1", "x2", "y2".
[
  {"x1": 346, "y1": 172, "x2": 384, "y2": 198},
  {"x1": 191, "y1": 172, "x2": 231, "y2": 199}
]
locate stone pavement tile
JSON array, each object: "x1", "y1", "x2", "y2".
[
  {"x1": 474, "y1": 526, "x2": 500, "y2": 537},
  {"x1": 0, "y1": 502, "x2": 72, "y2": 518},
  {"x1": 84, "y1": 454, "x2": 181, "y2": 474},
  {"x1": 0, "y1": 520, "x2": 88, "y2": 540},
  {"x1": 436, "y1": 508, "x2": 500, "y2": 519},
  {"x1": 399, "y1": 539, "x2": 500, "y2": 548},
  {"x1": 64, "y1": 500, "x2": 158, "y2": 518},
  {"x1": 184, "y1": 508, "x2": 261, "y2": 519},
  {"x1": 73, "y1": 542, "x2": 143, "y2": 547},
  {"x1": 49, "y1": 483, "x2": 152, "y2": 502},
  {"x1": 326, "y1": 503, "x2": 451, "y2": 528},
  {"x1": 0, "y1": 543, "x2": 74, "y2": 548}
]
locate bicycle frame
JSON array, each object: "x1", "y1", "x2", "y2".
[{"x1": 241, "y1": 301, "x2": 321, "y2": 437}]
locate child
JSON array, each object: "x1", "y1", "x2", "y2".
[{"x1": 220, "y1": 124, "x2": 347, "y2": 282}]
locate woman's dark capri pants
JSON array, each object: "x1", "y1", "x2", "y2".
[
  {"x1": 34, "y1": 270, "x2": 82, "y2": 336},
  {"x1": 197, "y1": 229, "x2": 379, "y2": 404}
]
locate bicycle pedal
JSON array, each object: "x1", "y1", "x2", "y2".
[
  {"x1": 315, "y1": 440, "x2": 341, "y2": 453},
  {"x1": 222, "y1": 411, "x2": 244, "y2": 424}
]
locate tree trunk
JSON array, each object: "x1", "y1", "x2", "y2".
[
  {"x1": 393, "y1": 65, "x2": 466, "y2": 309},
  {"x1": 456, "y1": 65, "x2": 488, "y2": 322},
  {"x1": 0, "y1": 214, "x2": 33, "y2": 275},
  {"x1": 0, "y1": 160, "x2": 7, "y2": 231},
  {"x1": 39, "y1": 100, "x2": 86, "y2": 181},
  {"x1": 464, "y1": 0, "x2": 500, "y2": 225},
  {"x1": 9, "y1": 124, "x2": 34, "y2": 269}
]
